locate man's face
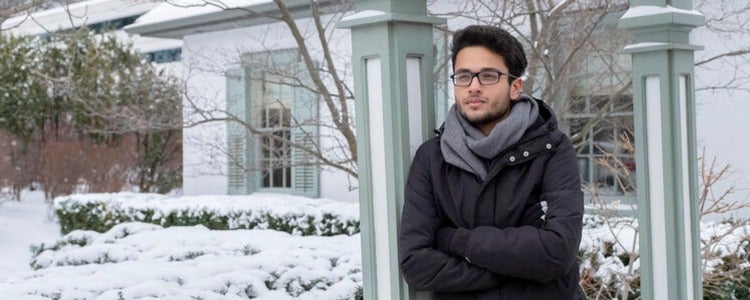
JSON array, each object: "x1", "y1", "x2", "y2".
[{"x1": 453, "y1": 46, "x2": 522, "y2": 135}]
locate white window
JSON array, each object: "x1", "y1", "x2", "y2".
[
  {"x1": 259, "y1": 106, "x2": 292, "y2": 189},
  {"x1": 225, "y1": 48, "x2": 319, "y2": 197},
  {"x1": 566, "y1": 94, "x2": 635, "y2": 196}
]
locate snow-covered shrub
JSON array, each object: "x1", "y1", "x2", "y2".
[
  {"x1": 0, "y1": 186, "x2": 13, "y2": 204},
  {"x1": 578, "y1": 215, "x2": 640, "y2": 299},
  {"x1": 17, "y1": 192, "x2": 750, "y2": 299},
  {"x1": 53, "y1": 193, "x2": 360, "y2": 236},
  {"x1": 700, "y1": 220, "x2": 750, "y2": 299},
  {"x1": 579, "y1": 215, "x2": 750, "y2": 299},
  {"x1": 1, "y1": 222, "x2": 363, "y2": 299}
]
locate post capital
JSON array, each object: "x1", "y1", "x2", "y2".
[
  {"x1": 619, "y1": 2, "x2": 705, "y2": 53},
  {"x1": 337, "y1": 10, "x2": 445, "y2": 29},
  {"x1": 619, "y1": 3, "x2": 704, "y2": 31}
]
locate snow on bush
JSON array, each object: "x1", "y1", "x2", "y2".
[
  {"x1": 1, "y1": 222, "x2": 363, "y2": 300},
  {"x1": 578, "y1": 214, "x2": 750, "y2": 299},
  {"x1": 6, "y1": 192, "x2": 750, "y2": 299},
  {"x1": 54, "y1": 193, "x2": 360, "y2": 236}
]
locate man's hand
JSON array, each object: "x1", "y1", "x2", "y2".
[
  {"x1": 522, "y1": 201, "x2": 546, "y2": 228},
  {"x1": 434, "y1": 201, "x2": 545, "y2": 256}
]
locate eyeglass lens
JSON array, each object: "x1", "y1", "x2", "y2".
[{"x1": 452, "y1": 71, "x2": 502, "y2": 86}]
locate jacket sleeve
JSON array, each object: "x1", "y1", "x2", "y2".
[
  {"x1": 447, "y1": 135, "x2": 584, "y2": 283},
  {"x1": 398, "y1": 144, "x2": 500, "y2": 292}
]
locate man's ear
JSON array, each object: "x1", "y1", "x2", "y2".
[{"x1": 510, "y1": 77, "x2": 523, "y2": 100}]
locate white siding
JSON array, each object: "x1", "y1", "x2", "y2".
[{"x1": 180, "y1": 15, "x2": 357, "y2": 202}]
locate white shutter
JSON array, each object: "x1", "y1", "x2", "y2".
[{"x1": 226, "y1": 67, "x2": 253, "y2": 194}]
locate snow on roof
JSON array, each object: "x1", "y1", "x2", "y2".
[
  {"x1": 621, "y1": 5, "x2": 703, "y2": 20},
  {"x1": 1, "y1": 0, "x2": 159, "y2": 35},
  {"x1": 131, "y1": 0, "x2": 272, "y2": 28},
  {"x1": 126, "y1": 0, "x2": 346, "y2": 39},
  {"x1": 623, "y1": 42, "x2": 670, "y2": 51},
  {"x1": 338, "y1": 9, "x2": 386, "y2": 23}
]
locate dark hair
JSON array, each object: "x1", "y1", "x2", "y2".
[{"x1": 450, "y1": 25, "x2": 527, "y2": 83}]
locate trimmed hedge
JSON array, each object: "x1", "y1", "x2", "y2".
[
  {"x1": 54, "y1": 193, "x2": 360, "y2": 236},
  {"x1": 51, "y1": 193, "x2": 750, "y2": 299},
  {"x1": 13, "y1": 222, "x2": 363, "y2": 299}
]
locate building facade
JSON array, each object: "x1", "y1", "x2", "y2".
[
  {"x1": 10, "y1": 0, "x2": 744, "y2": 206},
  {"x1": 127, "y1": 0, "x2": 363, "y2": 201}
]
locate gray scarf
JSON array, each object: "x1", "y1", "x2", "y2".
[{"x1": 440, "y1": 95, "x2": 539, "y2": 181}]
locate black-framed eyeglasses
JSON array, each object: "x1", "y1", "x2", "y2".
[{"x1": 449, "y1": 70, "x2": 518, "y2": 86}]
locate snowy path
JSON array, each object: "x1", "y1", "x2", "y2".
[{"x1": 0, "y1": 191, "x2": 60, "y2": 281}]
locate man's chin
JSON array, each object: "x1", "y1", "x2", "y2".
[
  {"x1": 459, "y1": 110, "x2": 488, "y2": 124},
  {"x1": 459, "y1": 109, "x2": 504, "y2": 127}
]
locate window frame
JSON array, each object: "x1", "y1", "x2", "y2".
[{"x1": 565, "y1": 94, "x2": 636, "y2": 198}]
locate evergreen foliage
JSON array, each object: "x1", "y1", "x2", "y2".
[
  {"x1": 54, "y1": 194, "x2": 360, "y2": 236},
  {"x1": 0, "y1": 28, "x2": 182, "y2": 198},
  {"x1": 0, "y1": 34, "x2": 47, "y2": 141}
]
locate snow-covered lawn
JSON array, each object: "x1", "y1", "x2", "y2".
[
  {"x1": 3, "y1": 192, "x2": 750, "y2": 299},
  {"x1": 0, "y1": 191, "x2": 60, "y2": 279},
  {"x1": 2, "y1": 223, "x2": 362, "y2": 299},
  {"x1": 1, "y1": 192, "x2": 362, "y2": 299}
]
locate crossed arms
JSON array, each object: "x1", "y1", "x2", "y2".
[{"x1": 397, "y1": 138, "x2": 583, "y2": 292}]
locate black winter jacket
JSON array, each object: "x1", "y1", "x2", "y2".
[{"x1": 398, "y1": 99, "x2": 585, "y2": 300}]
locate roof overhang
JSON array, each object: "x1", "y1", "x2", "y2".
[
  {"x1": 124, "y1": 0, "x2": 349, "y2": 39},
  {"x1": 2, "y1": 0, "x2": 157, "y2": 36}
]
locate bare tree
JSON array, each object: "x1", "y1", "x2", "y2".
[
  {"x1": 580, "y1": 131, "x2": 639, "y2": 299},
  {"x1": 697, "y1": 150, "x2": 750, "y2": 219},
  {"x1": 430, "y1": 0, "x2": 632, "y2": 148},
  {"x1": 173, "y1": 0, "x2": 631, "y2": 186},
  {"x1": 432, "y1": 0, "x2": 750, "y2": 149},
  {"x1": 161, "y1": 0, "x2": 750, "y2": 194},
  {"x1": 583, "y1": 133, "x2": 750, "y2": 299},
  {"x1": 0, "y1": 0, "x2": 47, "y2": 27},
  {"x1": 694, "y1": 0, "x2": 750, "y2": 94},
  {"x1": 171, "y1": 0, "x2": 358, "y2": 184}
]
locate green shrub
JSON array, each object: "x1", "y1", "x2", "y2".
[{"x1": 54, "y1": 193, "x2": 360, "y2": 236}]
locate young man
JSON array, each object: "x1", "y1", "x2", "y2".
[{"x1": 398, "y1": 25, "x2": 585, "y2": 299}]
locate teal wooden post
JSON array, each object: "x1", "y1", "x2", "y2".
[
  {"x1": 619, "y1": 1, "x2": 704, "y2": 299},
  {"x1": 338, "y1": 1, "x2": 444, "y2": 299}
]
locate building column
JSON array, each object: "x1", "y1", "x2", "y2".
[
  {"x1": 619, "y1": 1, "x2": 704, "y2": 299},
  {"x1": 338, "y1": 1, "x2": 444, "y2": 299}
]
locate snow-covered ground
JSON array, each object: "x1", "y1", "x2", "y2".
[
  {"x1": 0, "y1": 192, "x2": 363, "y2": 299},
  {"x1": 1, "y1": 224, "x2": 362, "y2": 299},
  {"x1": 2, "y1": 191, "x2": 749, "y2": 299},
  {"x1": 0, "y1": 191, "x2": 60, "y2": 280}
]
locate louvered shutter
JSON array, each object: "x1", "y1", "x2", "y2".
[
  {"x1": 225, "y1": 67, "x2": 255, "y2": 194},
  {"x1": 280, "y1": 50, "x2": 320, "y2": 198},
  {"x1": 291, "y1": 84, "x2": 319, "y2": 198}
]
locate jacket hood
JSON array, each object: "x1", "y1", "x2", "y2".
[{"x1": 523, "y1": 96, "x2": 559, "y2": 139}]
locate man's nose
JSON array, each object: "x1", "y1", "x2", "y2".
[{"x1": 467, "y1": 75, "x2": 483, "y2": 92}]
